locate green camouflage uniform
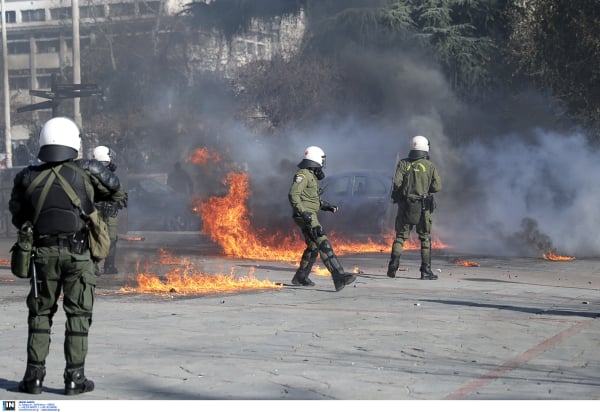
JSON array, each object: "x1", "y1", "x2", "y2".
[
  {"x1": 9, "y1": 160, "x2": 122, "y2": 392},
  {"x1": 96, "y1": 201, "x2": 124, "y2": 274},
  {"x1": 389, "y1": 156, "x2": 442, "y2": 277},
  {"x1": 288, "y1": 168, "x2": 355, "y2": 291}
]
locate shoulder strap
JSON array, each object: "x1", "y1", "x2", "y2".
[
  {"x1": 63, "y1": 161, "x2": 88, "y2": 179},
  {"x1": 25, "y1": 168, "x2": 52, "y2": 198},
  {"x1": 24, "y1": 167, "x2": 57, "y2": 225},
  {"x1": 51, "y1": 166, "x2": 86, "y2": 216},
  {"x1": 32, "y1": 169, "x2": 58, "y2": 224}
]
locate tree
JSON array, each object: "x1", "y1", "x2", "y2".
[{"x1": 507, "y1": 0, "x2": 600, "y2": 141}]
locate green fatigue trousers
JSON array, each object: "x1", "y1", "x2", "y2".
[
  {"x1": 26, "y1": 245, "x2": 96, "y2": 373},
  {"x1": 391, "y1": 206, "x2": 434, "y2": 265}
]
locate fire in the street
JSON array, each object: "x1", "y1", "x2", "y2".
[
  {"x1": 188, "y1": 147, "x2": 223, "y2": 166},
  {"x1": 311, "y1": 265, "x2": 330, "y2": 276},
  {"x1": 194, "y1": 171, "x2": 449, "y2": 262},
  {"x1": 119, "y1": 236, "x2": 145, "y2": 242},
  {"x1": 455, "y1": 259, "x2": 480, "y2": 267},
  {"x1": 542, "y1": 250, "x2": 576, "y2": 261},
  {"x1": 311, "y1": 265, "x2": 363, "y2": 277},
  {"x1": 122, "y1": 251, "x2": 282, "y2": 296}
]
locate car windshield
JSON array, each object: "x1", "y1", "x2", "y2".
[
  {"x1": 354, "y1": 175, "x2": 388, "y2": 196},
  {"x1": 137, "y1": 178, "x2": 175, "y2": 195}
]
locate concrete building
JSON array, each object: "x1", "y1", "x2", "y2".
[
  {"x1": 1, "y1": 1, "x2": 304, "y2": 135},
  {"x1": 1, "y1": 0, "x2": 185, "y2": 125}
]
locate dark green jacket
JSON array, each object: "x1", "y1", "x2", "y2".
[
  {"x1": 288, "y1": 168, "x2": 321, "y2": 215},
  {"x1": 391, "y1": 157, "x2": 442, "y2": 202}
]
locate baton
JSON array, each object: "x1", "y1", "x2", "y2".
[{"x1": 30, "y1": 253, "x2": 38, "y2": 299}]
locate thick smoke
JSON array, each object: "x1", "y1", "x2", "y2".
[
  {"x1": 221, "y1": 48, "x2": 599, "y2": 258},
  {"x1": 134, "y1": 10, "x2": 599, "y2": 258},
  {"x1": 445, "y1": 130, "x2": 600, "y2": 257}
]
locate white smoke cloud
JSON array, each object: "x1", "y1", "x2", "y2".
[{"x1": 440, "y1": 129, "x2": 600, "y2": 257}]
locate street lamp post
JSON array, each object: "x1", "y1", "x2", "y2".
[
  {"x1": 1, "y1": 0, "x2": 12, "y2": 168},
  {"x1": 72, "y1": 0, "x2": 81, "y2": 128}
]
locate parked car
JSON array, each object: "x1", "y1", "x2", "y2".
[
  {"x1": 318, "y1": 170, "x2": 395, "y2": 236},
  {"x1": 125, "y1": 174, "x2": 200, "y2": 231}
]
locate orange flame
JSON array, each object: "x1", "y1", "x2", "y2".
[
  {"x1": 122, "y1": 250, "x2": 282, "y2": 296},
  {"x1": 119, "y1": 236, "x2": 145, "y2": 242},
  {"x1": 542, "y1": 250, "x2": 575, "y2": 261},
  {"x1": 0, "y1": 258, "x2": 10, "y2": 265},
  {"x1": 455, "y1": 259, "x2": 479, "y2": 267},
  {"x1": 195, "y1": 171, "x2": 449, "y2": 262},
  {"x1": 311, "y1": 265, "x2": 330, "y2": 277},
  {"x1": 188, "y1": 147, "x2": 222, "y2": 166}
]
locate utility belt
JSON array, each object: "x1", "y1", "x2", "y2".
[
  {"x1": 402, "y1": 194, "x2": 436, "y2": 225},
  {"x1": 405, "y1": 194, "x2": 435, "y2": 211},
  {"x1": 34, "y1": 230, "x2": 89, "y2": 254}
]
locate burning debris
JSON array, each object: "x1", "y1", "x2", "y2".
[
  {"x1": 121, "y1": 250, "x2": 282, "y2": 296},
  {"x1": 188, "y1": 147, "x2": 223, "y2": 166},
  {"x1": 119, "y1": 236, "x2": 145, "y2": 242},
  {"x1": 455, "y1": 259, "x2": 480, "y2": 267},
  {"x1": 542, "y1": 250, "x2": 576, "y2": 261}
]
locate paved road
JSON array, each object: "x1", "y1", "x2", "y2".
[{"x1": 0, "y1": 232, "x2": 598, "y2": 401}]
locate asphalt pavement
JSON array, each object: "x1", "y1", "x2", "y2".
[{"x1": 0, "y1": 232, "x2": 598, "y2": 402}]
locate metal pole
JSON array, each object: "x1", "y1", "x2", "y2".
[
  {"x1": 1, "y1": 0, "x2": 13, "y2": 167},
  {"x1": 72, "y1": 0, "x2": 81, "y2": 127}
]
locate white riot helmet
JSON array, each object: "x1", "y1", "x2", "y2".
[
  {"x1": 93, "y1": 145, "x2": 117, "y2": 171},
  {"x1": 411, "y1": 135, "x2": 430, "y2": 152},
  {"x1": 302, "y1": 146, "x2": 326, "y2": 167},
  {"x1": 93, "y1": 145, "x2": 112, "y2": 163},
  {"x1": 38, "y1": 117, "x2": 81, "y2": 162}
]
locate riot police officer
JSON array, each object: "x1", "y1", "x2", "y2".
[
  {"x1": 9, "y1": 117, "x2": 124, "y2": 395},
  {"x1": 387, "y1": 135, "x2": 442, "y2": 280},
  {"x1": 289, "y1": 146, "x2": 356, "y2": 291},
  {"x1": 92, "y1": 145, "x2": 127, "y2": 275}
]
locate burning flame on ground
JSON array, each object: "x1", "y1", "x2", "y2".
[
  {"x1": 122, "y1": 250, "x2": 282, "y2": 296},
  {"x1": 119, "y1": 236, "x2": 145, "y2": 242},
  {"x1": 311, "y1": 265, "x2": 364, "y2": 277},
  {"x1": 455, "y1": 259, "x2": 480, "y2": 267},
  {"x1": 542, "y1": 250, "x2": 576, "y2": 261},
  {"x1": 0, "y1": 258, "x2": 9, "y2": 265},
  {"x1": 194, "y1": 171, "x2": 449, "y2": 262}
]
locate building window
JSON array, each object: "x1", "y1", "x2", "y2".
[
  {"x1": 81, "y1": 5, "x2": 105, "y2": 19},
  {"x1": 50, "y1": 7, "x2": 72, "y2": 20},
  {"x1": 5, "y1": 11, "x2": 16, "y2": 23},
  {"x1": 109, "y1": 3, "x2": 136, "y2": 17},
  {"x1": 139, "y1": 1, "x2": 161, "y2": 15},
  {"x1": 21, "y1": 9, "x2": 46, "y2": 23},
  {"x1": 37, "y1": 76, "x2": 55, "y2": 89},
  {"x1": 9, "y1": 72, "x2": 30, "y2": 90},
  {"x1": 7, "y1": 41, "x2": 30, "y2": 55},
  {"x1": 37, "y1": 40, "x2": 60, "y2": 54}
]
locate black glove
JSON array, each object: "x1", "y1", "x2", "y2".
[
  {"x1": 320, "y1": 201, "x2": 337, "y2": 213},
  {"x1": 301, "y1": 211, "x2": 312, "y2": 225},
  {"x1": 117, "y1": 193, "x2": 128, "y2": 209}
]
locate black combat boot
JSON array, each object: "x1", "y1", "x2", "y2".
[
  {"x1": 291, "y1": 270, "x2": 315, "y2": 286},
  {"x1": 420, "y1": 263, "x2": 438, "y2": 280},
  {"x1": 333, "y1": 272, "x2": 357, "y2": 291},
  {"x1": 387, "y1": 254, "x2": 400, "y2": 278},
  {"x1": 18, "y1": 365, "x2": 46, "y2": 395},
  {"x1": 319, "y1": 240, "x2": 356, "y2": 291},
  {"x1": 291, "y1": 249, "x2": 317, "y2": 286},
  {"x1": 103, "y1": 244, "x2": 119, "y2": 275},
  {"x1": 64, "y1": 368, "x2": 95, "y2": 396}
]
